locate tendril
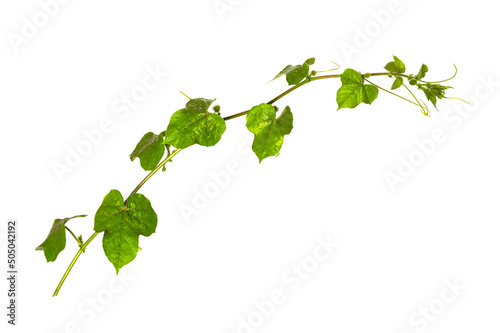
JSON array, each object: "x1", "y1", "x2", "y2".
[
  {"x1": 402, "y1": 82, "x2": 430, "y2": 116},
  {"x1": 179, "y1": 91, "x2": 192, "y2": 99},
  {"x1": 315, "y1": 61, "x2": 341, "y2": 73},
  {"x1": 444, "y1": 96, "x2": 470, "y2": 104},
  {"x1": 364, "y1": 78, "x2": 420, "y2": 107},
  {"x1": 421, "y1": 64, "x2": 458, "y2": 84}
]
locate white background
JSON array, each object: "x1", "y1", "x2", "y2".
[{"x1": 1, "y1": 0, "x2": 499, "y2": 332}]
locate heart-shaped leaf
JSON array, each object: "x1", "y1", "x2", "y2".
[
  {"x1": 94, "y1": 190, "x2": 157, "y2": 273},
  {"x1": 163, "y1": 98, "x2": 226, "y2": 149},
  {"x1": 336, "y1": 69, "x2": 379, "y2": 109}
]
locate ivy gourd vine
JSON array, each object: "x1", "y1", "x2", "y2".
[{"x1": 36, "y1": 55, "x2": 464, "y2": 296}]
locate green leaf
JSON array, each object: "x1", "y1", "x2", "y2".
[
  {"x1": 272, "y1": 64, "x2": 295, "y2": 81},
  {"x1": 185, "y1": 98, "x2": 214, "y2": 113},
  {"x1": 130, "y1": 132, "x2": 165, "y2": 171},
  {"x1": 246, "y1": 104, "x2": 293, "y2": 162},
  {"x1": 384, "y1": 55, "x2": 406, "y2": 73},
  {"x1": 286, "y1": 63, "x2": 309, "y2": 85},
  {"x1": 77, "y1": 235, "x2": 85, "y2": 252},
  {"x1": 271, "y1": 58, "x2": 313, "y2": 85},
  {"x1": 416, "y1": 64, "x2": 428, "y2": 80},
  {"x1": 163, "y1": 98, "x2": 226, "y2": 149},
  {"x1": 336, "y1": 69, "x2": 379, "y2": 110},
  {"x1": 391, "y1": 76, "x2": 403, "y2": 90},
  {"x1": 94, "y1": 189, "x2": 157, "y2": 273},
  {"x1": 419, "y1": 86, "x2": 437, "y2": 107},
  {"x1": 418, "y1": 83, "x2": 452, "y2": 108},
  {"x1": 36, "y1": 215, "x2": 87, "y2": 262},
  {"x1": 305, "y1": 57, "x2": 315, "y2": 65}
]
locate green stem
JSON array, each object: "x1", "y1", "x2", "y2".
[
  {"x1": 53, "y1": 149, "x2": 182, "y2": 296},
  {"x1": 223, "y1": 73, "x2": 341, "y2": 121},
  {"x1": 402, "y1": 82, "x2": 428, "y2": 115},
  {"x1": 222, "y1": 109, "x2": 251, "y2": 121},
  {"x1": 223, "y1": 78, "x2": 312, "y2": 121},
  {"x1": 53, "y1": 231, "x2": 99, "y2": 297},
  {"x1": 363, "y1": 78, "x2": 420, "y2": 107},
  {"x1": 222, "y1": 72, "x2": 412, "y2": 121},
  {"x1": 127, "y1": 148, "x2": 182, "y2": 200},
  {"x1": 65, "y1": 226, "x2": 81, "y2": 247},
  {"x1": 53, "y1": 70, "x2": 402, "y2": 296},
  {"x1": 367, "y1": 72, "x2": 409, "y2": 79}
]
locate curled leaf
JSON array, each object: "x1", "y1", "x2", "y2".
[
  {"x1": 36, "y1": 215, "x2": 87, "y2": 262},
  {"x1": 384, "y1": 55, "x2": 406, "y2": 73},
  {"x1": 246, "y1": 104, "x2": 293, "y2": 162},
  {"x1": 130, "y1": 132, "x2": 165, "y2": 171},
  {"x1": 416, "y1": 64, "x2": 428, "y2": 80},
  {"x1": 418, "y1": 83, "x2": 452, "y2": 108},
  {"x1": 391, "y1": 77, "x2": 404, "y2": 90},
  {"x1": 271, "y1": 58, "x2": 314, "y2": 85}
]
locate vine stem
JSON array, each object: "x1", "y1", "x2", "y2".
[
  {"x1": 363, "y1": 78, "x2": 420, "y2": 107},
  {"x1": 53, "y1": 70, "x2": 399, "y2": 296},
  {"x1": 53, "y1": 232, "x2": 98, "y2": 296},
  {"x1": 64, "y1": 226, "x2": 81, "y2": 247},
  {"x1": 223, "y1": 73, "x2": 342, "y2": 121},
  {"x1": 127, "y1": 148, "x2": 182, "y2": 200},
  {"x1": 223, "y1": 72, "x2": 408, "y2": 121},
  {"x1": 53, "y1": 148, "x2": 182, "y2": 296}
]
